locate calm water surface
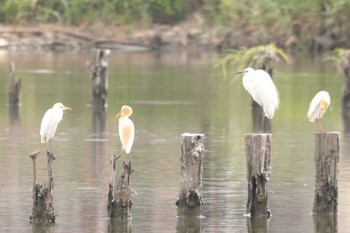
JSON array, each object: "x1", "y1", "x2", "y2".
[{"x1": 0, "y1": 50, "x2": 349, "y2": 233}]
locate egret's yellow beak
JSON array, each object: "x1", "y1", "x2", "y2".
[
  {"x1": 115, "y1": 110, "x2": 123, "y2": 119},
  {"x1": 63, "y1": 106, "x2": 72, "y2": 111}
]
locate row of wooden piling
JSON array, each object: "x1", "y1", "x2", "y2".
[{"x1": 28, "y1": 131, "x2": 339, "y2": 225}]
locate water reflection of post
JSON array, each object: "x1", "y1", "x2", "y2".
[
  {"x1": 108, "y1": 220, "x2": 131, "y2": 233},
  {"x1": 176, "y1": 216, "x2": 203, "y2": 233},
  {"x1": 247, "y1": 216, "x2": 269, "y2": 233},
  {"x1": 92, "y1": 105, "x2": 106, "y2": 134},
  {"x1": 313, "y1": 214, "x2": 337, "y2": 233},
  {"x1": 8, "y1": 62, "x2": 21, "y2": 126},
  {"x1": 31, "y1": 222, "x2": 55, "y2": 233}
]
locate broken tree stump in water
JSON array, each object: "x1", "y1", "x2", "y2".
[
  {"x1": 176, "y1": 133, "x2": 205, "y2": 217},
  {"x1": 29, "y1": 151, "x2": 56, "y2": 223},
  {"x1": 313, "y1": 132, "x2": 339, "y2": 215},
  {"x1": 8, "y1": 62, "x2": 21, "y2": 105},
  {"x1": 86, "y1": 49, "x2": 110, "y2": 108},
  {"x1": 245, "y1": 133, "x2": 272, "y2": 217},
  {"x1": 107, "y1": 155, "x2": 133, "y2": 221}
]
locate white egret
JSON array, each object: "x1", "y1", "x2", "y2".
[
  {"x1": 40, "y1": 103, "x2": 72, "y2": 152},
  {"x1": 116, "y1": 105, "x2": 135, "y2": 155},
  {"x1": 235, "y1": 67, "x2": 280, "y2": 126},
  {"x1": 307, "y1": 91, "x2": 330, "y2": 131}
]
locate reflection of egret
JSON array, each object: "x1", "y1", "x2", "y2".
[
  {"x1": 307, "y1": 91, "x2": 330, "y2": 131},
  {"x1": 116, "y1": 105, "x2": 134, "y2": 155},
  {"x1": 40, "y1": 103, "x2": 72, "y2": 152},
  {"x1": 235, "y1": 67, "x2": 280, "y2": 129}
]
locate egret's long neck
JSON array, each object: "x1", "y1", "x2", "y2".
[{"x1": 118, "y1": 114, "x2": 129, "y2": 123}]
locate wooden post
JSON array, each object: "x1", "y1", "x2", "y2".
[
  {"x1": 176, "y1": 133, "x2": 205, "y2": 217},
  {"x1": 29, "y1": 151, "x2": 56, "y2": 223},
  {"x1": 245, "y1": 134, "x2": 272, "y2": 217},
  {"x1": 340, "y1": 51, "x2": 350, "y2": 133},
  {"x1": 313, "y1": 132, "x2": 339, "y2": 214},
  {"x1": 8, "y1": 62, "x2": 21, "y2": 105},
  {"x1": 107, "y1": 155, "x2": 133, "y2": 221},
  {"x1": 86, "y1": 49, "x2": 110, "y2": 108}
]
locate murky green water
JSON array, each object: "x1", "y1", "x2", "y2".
[{"x1": 0, "y1": 50, "x2": 348, "y2": 232}]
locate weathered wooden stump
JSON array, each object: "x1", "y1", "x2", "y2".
[
  {"x1": 107, "y1": 155, "x2": 133, "y2": 221},
  {"x1": 29, "y1": 151, "x2": 56, "y2": 223},
  {"x1": 86, "y1": 49, "x2": 110, "y2": 108},
  {"x1": 176, "y1": 133, "x2": 205, "y2": 217},
  {"x1": 313, "y1": 132, "x2": 339, "y2": 215},
  {"x1": 245, "y1": 134, "x2": 272, "y2": 217},
  {"x1": 8, "y1": 62, "x2": 21, "y2": 105}
]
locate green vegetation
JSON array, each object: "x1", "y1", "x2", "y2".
[
  {"x1": 0, "y1": 0, "x2": 199, "y2": 25},
  {"x1": 214, "y1": 44, "x2": 289, "y2": 79},
  {"x1": 1, "y1": 0, "x2": 349, "y2": 53},
  {"x1": 1, "y1": 0, "x2": 349, "y2": 28}
]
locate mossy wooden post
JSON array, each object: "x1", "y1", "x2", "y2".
[
  {"x1": 87, "y1": 49, "x2": 110, "y2": 109},
  {"x1": 245, "y1": 134, "x2": 272, "y2": 217},
  {"x1": 176, "y1": 133, "x2": 205, "y2": 217},
  {"x1": 313, "y1": 132, "x2": 339, "y2": 214},
  {"x1": 29, "y1": 151, "x2": 56, "y2": 223},
  {"x1": 107, "y1": 155, "x2": 132, "y2": 221}
]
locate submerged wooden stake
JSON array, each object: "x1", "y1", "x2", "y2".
[
  {"x1": 87, "y1": 49, "x2": 110, "y2": 108},
  {"x1": 176, "y1": 133, "x2": 205, "y2": 217},
  {"x1": 107, "y1": 155, "x2": 132, "y2": 221},
  {"x1": 313, "y1": 132, "x2": 339, "y2": 215},
  {"x1": 29, "y1": 151, "x2": 56, "y2": 223},
  {"x1": 8, "y1": 62, "x2": 21, "y2": 105},
  {"x1": 245, "y1": 133, "x2": 272, "y2": 217}
]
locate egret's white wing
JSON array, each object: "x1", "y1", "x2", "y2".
[
  {"x1": 252, "y1": 70, "x2": 279, "y2": 119},
  {"x1": 40, "y1": 108, "x2": 63, "y2": 143},
  {"x1": 118, "y1": 118, "x2": 135, "y2": 154},
  {"x1": 307, "y1": 91, "x2": 330, "y2": 122},
  {"x1": 243, "y1": 72, "x2": 261, "y2": 105}
]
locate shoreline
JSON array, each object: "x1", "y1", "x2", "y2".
[{"x1": 0, "y1": 22, "x2": 347, "y2": 54}]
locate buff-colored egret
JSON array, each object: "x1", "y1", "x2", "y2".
[
  {"x1": 307, "y1": 91, "x2": 330, "y2": 131},
  {"x1": 40, "y1": 103, "x2": 72, "y2": 152},
  {"x1": 235, "y1": 67, "x2": 280, "y2": 128},
  {"x1": 116, "y1": 105, "x2": 135, "y2": 155}
]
